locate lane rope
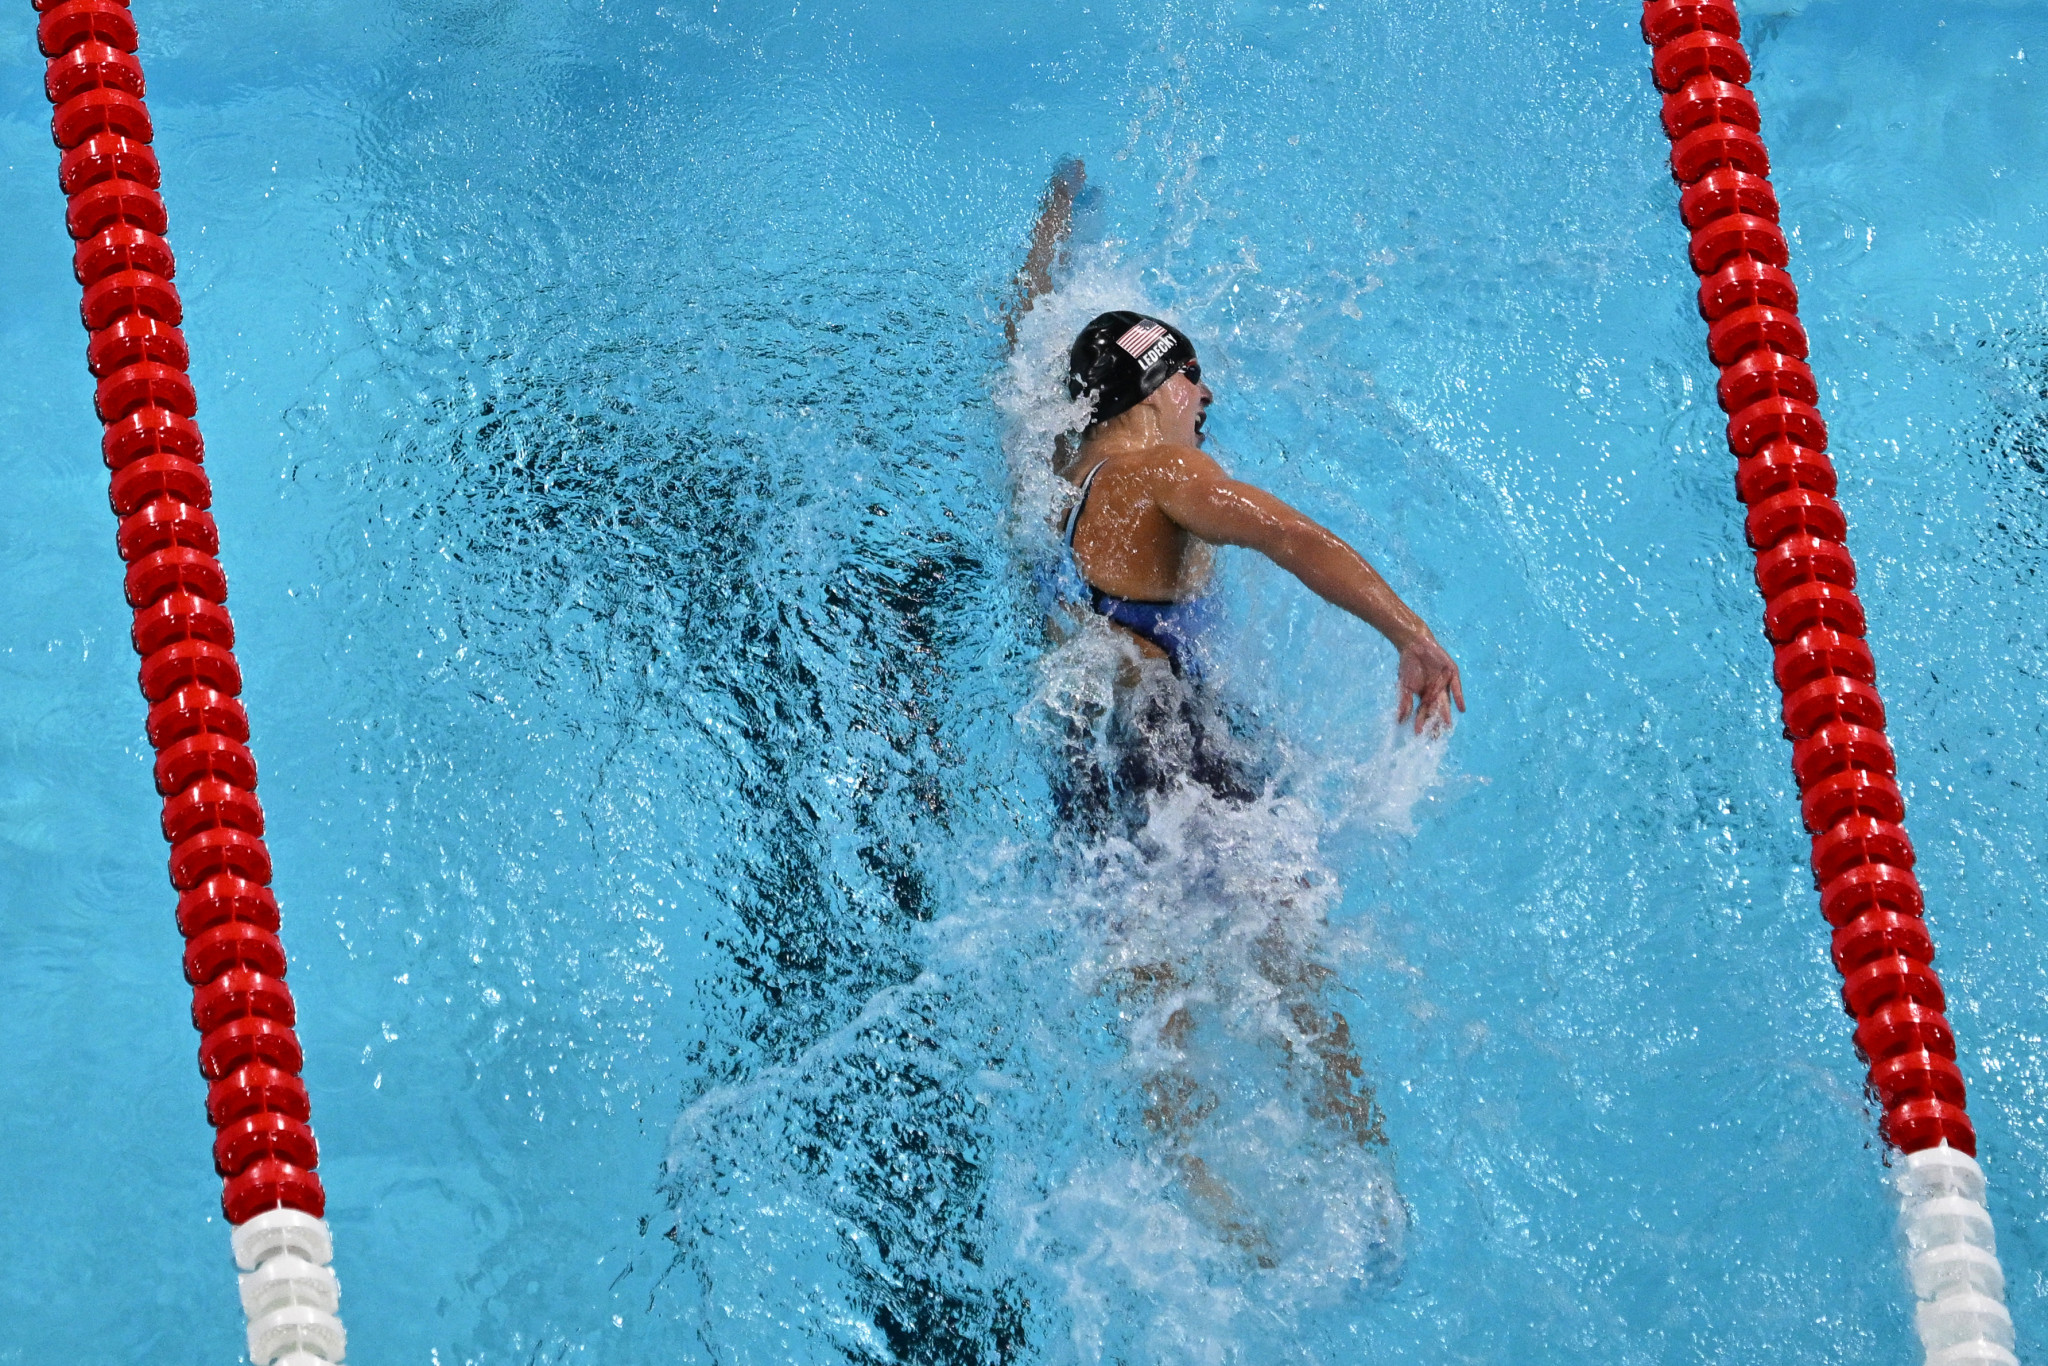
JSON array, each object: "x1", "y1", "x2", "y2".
[
  {"x1": 29, "y1": 2, "x2": 349, "y2": 1361},
  {"x1": 1638, "y1": 5, "x2": 2014, "y2": 1363}
]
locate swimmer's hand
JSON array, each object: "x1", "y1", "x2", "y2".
[{"x1": 1396, "y1": 635, "x2": 1465, "y2": 735}]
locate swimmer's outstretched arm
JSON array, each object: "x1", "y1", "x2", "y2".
[
  {"x1": 1156, "y1": 452, "x2": 1466, "y2": 732},
  {"x1": 1003, "y1": 158, "x2": 1085, "y2": 351}
]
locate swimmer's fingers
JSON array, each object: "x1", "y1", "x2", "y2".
[
  {"x1": 1406, "y1": 679, "x2": 1441, "y2": 735},
  {"x1": 1410, "y1": 689, "x2": 1445, "y2": 737},
  {"x1": 1421, "y1": 685, "x2": 1449, "y2": 735},
  {"x1": 1416, "y1": 669, "x2": 1461, "y2": 735},
  {"x1": 1396, "y1": 638, "x2": 1457, "y2": 734}
]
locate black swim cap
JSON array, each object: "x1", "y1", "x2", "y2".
[{"x1": 1067, "y1": 311, "x2": 1196, "y2": 426}]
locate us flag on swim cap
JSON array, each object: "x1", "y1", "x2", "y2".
[{"x1": 1116, "y1": 321, "x2": 1169, "y2": 359}]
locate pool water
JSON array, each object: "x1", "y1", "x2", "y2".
[{"x1": 4, "y1": 1, "x2": 2047, "y2": 1362}]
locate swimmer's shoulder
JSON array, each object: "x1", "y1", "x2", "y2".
[
  {"x1": 1063, "y1": 443, "x2": 1224, "y2": 506},
  {"x1": 1070, "y1": 440, "x2": 1217, "y2": 477},
  {"x1": 1130, "y1": 441, "x2": 1226, "y2": 489}
]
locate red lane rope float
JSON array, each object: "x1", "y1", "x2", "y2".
[
  {"x1": 30, "y1": 1, "x2": 348, "y2": 1360},
  {"x1": 1642, "y1": 7, "x2": 2015, "y2": 1364},
  {"x1": 1639, "y1": 0, "x2": 1971, "y2": 1158}
]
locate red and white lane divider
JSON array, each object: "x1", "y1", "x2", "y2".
[
  {"x1": 30, "y1": 2, "x2": 347, "y2": 1361},
  {"x1": 1639, "y1": 4, "x2": 2012, "y2": 1363}
]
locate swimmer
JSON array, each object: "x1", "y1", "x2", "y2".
[{"x1": 1008, "y1": 160, "x2": 1449, "y2": 1265}]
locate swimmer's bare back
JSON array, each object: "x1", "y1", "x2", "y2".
[{"x1": 1014, "y1": 163, "x2": 1464, "y2": 733}]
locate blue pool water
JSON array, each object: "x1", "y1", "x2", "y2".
[{"x1": 4, "y1": 1, "x2": 2048, "y2": 1361}]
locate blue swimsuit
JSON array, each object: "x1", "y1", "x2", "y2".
[{"x1": 1062, "y1": 460, "x2": 1220, "y2": 680}]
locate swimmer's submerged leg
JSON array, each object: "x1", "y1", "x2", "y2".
[
  {"x1": 1142, "y1": 1060, "x2": 1280, "y2": 1265},
  {"x1": 1286, "y1": 1003, "x2": 1388, "y2": 1148},
  {"x1": 1120, "y1": 963, "x2": 1282, "y2": 1265},
  {"x1": 1254, "y1": 924, "x2": 1389, "y2": 1149},
  {"x1": 1113, "y1": 936, "x2": 1390, "y2": 1260}
]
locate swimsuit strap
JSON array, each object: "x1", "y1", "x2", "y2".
[{"x1": 1063, "y1": 459, "x2": 1111, "y2": 548}]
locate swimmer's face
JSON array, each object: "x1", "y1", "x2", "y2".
[{"x1": 1147, "y1": 358, "x2": 1213, "y2": 447}]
